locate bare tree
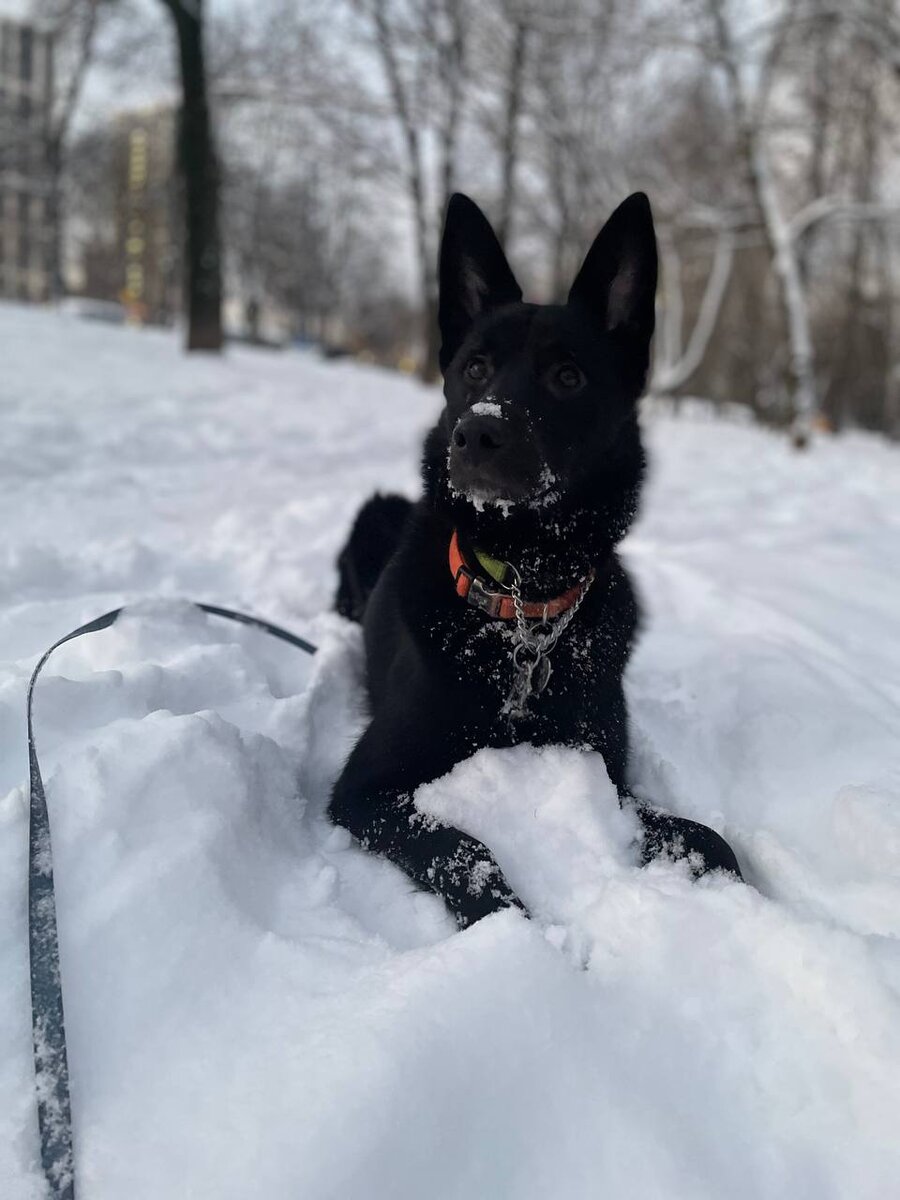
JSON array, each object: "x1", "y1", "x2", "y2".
[
  {"x1": 354, "y1": 0, "x2": 471, "y2": 378},
  {"x1": 685, "y1": 0, "x2": 900, "y2": 436},
  {"x1": 703, "y1": 0, "x2": 819, "y2": 436},
  {"x1": 31, "y1": 0, "x2": 103, "y2": 298},
  {"x1": 160, "y1": 0, "x2": 223, "y2": 351},
  {"x1": 493, "y1": 5, "x2": 529, "y2": 249}
]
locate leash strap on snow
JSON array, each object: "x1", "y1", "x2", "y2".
[{"x1": 27, "y1": 602, "x2": 317, "y2": 1200}]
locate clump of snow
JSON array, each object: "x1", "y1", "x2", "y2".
[
  {"x1": 1, "y1": 304, "x2": 900, "y2": 1198},
  {"x1": 470, "y1": 399, "x2": 504, "y2": 418},
  {"x1": 528, "y1": 463, "x2": 560, "y2": 509}
]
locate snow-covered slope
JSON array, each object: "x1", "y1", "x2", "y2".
[{"x1": 1, "y1": 303, "x2": 898, "y2": 1199}]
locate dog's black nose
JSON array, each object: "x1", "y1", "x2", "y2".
[{"x1": 452, "y1": 415, "x2": 506, "y2": 457}]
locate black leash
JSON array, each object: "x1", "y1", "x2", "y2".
[{"x1": 27, "y1": 602, "x2": 317, "y2": 1199}]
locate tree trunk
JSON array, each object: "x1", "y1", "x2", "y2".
[
  {"x1": 431, "y1": 0, "x2": 467, "y2": 381},
  {"x1": 161, "y1": 0, "x2": 223, "y2": 352},
  {"x1": 45, "y1": 0, "x2": 100, "y2": 301},
  {"x1": 707, "y1": 0, "x2": 818, "y2": 434},
  {"x1": 372, "y1": 0, "x2": 440, "y2": 380},
  {"x1": 496, "y1": 17, "x2": 528, "y2": 250},
  {"x1": 410, "y1": 129, "x2": 439, "y2": 380},
  {"x1": 799, "y1": 7, "x2": 833, "y2": 286},
  {"x1": 749, "y1": 138, "x2": 818, "y2": 430},
  {"x1": 45, "y1": 140, "x2": 65, "y2": 300},
  {"x1": 881, "y1": 223, "x2": 899, "y2": 439},
  {"x1": 833, "y1": 58, "x2": 879, "y2": 430}
]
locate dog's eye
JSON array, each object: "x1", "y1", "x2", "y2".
[
  {"x1": 554, "y1": 363, "x2": 585, "y2": 392},
  {"x1": 464, "y1": 356, "x2": 490, "y2": 384}
]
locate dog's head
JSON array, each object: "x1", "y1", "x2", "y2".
[{"x1": 427, "y1": 192, "x2": 657, "y2": 539}]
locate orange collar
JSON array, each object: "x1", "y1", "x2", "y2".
[{"x1": 449, "y1": 530, "x2": 594, "y2": 621}]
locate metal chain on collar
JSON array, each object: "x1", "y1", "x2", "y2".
[{"x1": 501, "y1": 565, "x2": 593, "y2": 721}]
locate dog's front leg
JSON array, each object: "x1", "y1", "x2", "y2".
[{"x1": 330, "y1": 720, "x2": 526, "y2": 928}]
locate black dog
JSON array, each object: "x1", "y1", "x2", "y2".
[{"x1": 331, "y1": 192, "x2": 741, "y2": 928}]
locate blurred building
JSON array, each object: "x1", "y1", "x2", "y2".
[
  {"x1": 0, "y1": 17, "x2": 54, "y2": 301},
  {"x1": 112, "y1": 106, "x2": 180, "y2": 324}
]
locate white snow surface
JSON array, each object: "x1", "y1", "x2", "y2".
[{"x1": 2, "y1": 303, "x2": 899, "y2": 1198}]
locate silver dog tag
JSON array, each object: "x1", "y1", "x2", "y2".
[{"x1": 532, "y1": 655, "x2": 552, "y2": 694}]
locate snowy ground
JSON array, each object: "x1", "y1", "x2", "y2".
[{"x1": 1, "y1": 302, "x2": 899, "y2": 1199}]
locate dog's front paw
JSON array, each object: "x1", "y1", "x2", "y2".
[
  {"x1": 428, "y1": 830, "x2": 528, "y2": 928},
  {"x1": 637, "y1": 806, "x2": 742, "y2": 880},
  {"x1": 453, "y1": 877, "x2": 528, "y2": 930}
]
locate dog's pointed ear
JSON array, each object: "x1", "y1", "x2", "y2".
[
  {"x1": 439, "y1": 193, "x2": 522, "y2": 371},
  {"x1": 568, "y1": 193, "x2": 658, "y2": 343}
]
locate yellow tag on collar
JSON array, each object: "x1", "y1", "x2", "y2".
[{"x1": 474, "y1": 547, "x2": 510, "y2": 585}]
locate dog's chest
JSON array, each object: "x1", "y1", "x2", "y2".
[{"x1": 429, "y1": 605, "x2": 611, "y2": 738}]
